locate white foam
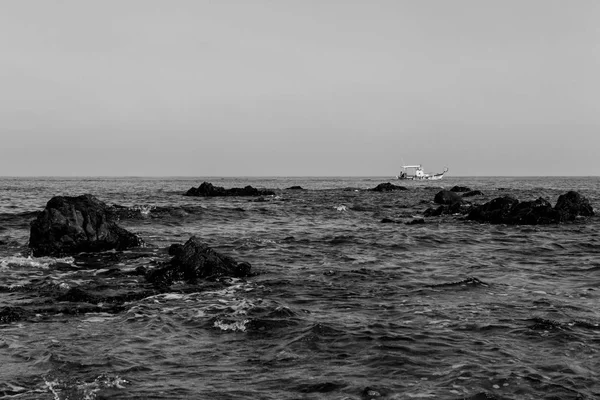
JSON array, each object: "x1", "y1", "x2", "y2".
[
  {"x1": 213, "y1": 319, "x2": 249, "y2": 332},
  {"x1": 0, "y1": 255, "x2": 75, "y2": 270}
]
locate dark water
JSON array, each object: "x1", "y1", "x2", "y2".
[{"x1": 1, "y1": 176, "x2": 599, "y2": 399}]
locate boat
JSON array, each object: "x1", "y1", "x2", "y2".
[{"x1": 396, "y1": 165, "x2": 449, "y2": 180}]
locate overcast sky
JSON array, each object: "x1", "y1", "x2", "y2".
[{"x1": 1, "y1": 1, "x2": 599, "y2": 176}]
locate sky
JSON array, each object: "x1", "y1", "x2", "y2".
[{"x1": 1, "y1": 1, "x2": 599, "y2": 177}]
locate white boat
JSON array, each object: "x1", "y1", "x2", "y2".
[{"x1": 396, "y1": 165, "x2": 449, "y2": 180}]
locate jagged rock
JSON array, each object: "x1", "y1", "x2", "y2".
[
  {"x1": 467, "y1": 191, "x2": 594, "y2": 224},
  {"x1": 450, "y1": 186, "x2": 471, "y2": 192},
  {"x1": 466, "y1": 195, "x2": 519, "y2": 224},
  {"x1": 184, "y1": 182, "x2": 275, "y2": 197},
  {"x1": 147, "y1": 236, "x2": 252, "y2": 286},
  {"x1": 554, "y1": 191, "x2": 594, "y2": 220},
  {"x1": 369, "y1": 183, "x2": 408, "y2": 192},
  {"x1": 462, "y1": 190, "x2": 484, "y2": 197},
  {"x1": 29, "y1": 194, "x2": 143, "y2": 257},
  {"x1": 434, "y1": 190, "x2": 463, "y2": 205}
]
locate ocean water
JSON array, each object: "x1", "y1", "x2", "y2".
[{"x1": 0, "y1": 176, "x2": 599, "y2": 400}]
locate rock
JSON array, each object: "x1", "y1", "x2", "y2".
[
  {"x1": 56, "y1": 287, "x2": 99, "y2": 303},
  {"x1": 554, "y1": 191, "x2": 594, "y2": 220},
  {"x1": 147, "y1": 236, "x2": 252, "y2": 286},
  {"x1": 434, "y1": 190, "x2": 463, "y2": 205},
  {"x1": 462, "y1": 190, "x2": 484, "y2": 197},
  {"x1": 185, "y1": 182, "x2": 275, "y2": 197},
  {"x1": 286, "y1": 185, "x2": 305, "y2": 190},
  {"x1": 467, "y1": 191, "x2": 594, "y2": 224},
  {"x1": 369, "y1": 183, "x2": 408, "y2": 192},
  {"x1": 450, "y1": 186, "x2": 471, "y2": 192},
  {"x1": 380, "y1": 218, "x2": 396, "y2": 223},
  {"x1": 424, "y1": 202, "x2": 465, "y2": 217},
  {"x1": 406, "y1": 218, "x2": 425, "y2": 225},
  {"x1": 0, "y1": 306, "x2": 25, "y2": 323},
  {"x1": 29, "y1": 194, "x2": 143, "y2": 257},
  {"x1": 508, "y1": 197, "x2": 559, "y2": 225},
  {"x1": 466, "y1": 195, "x2": 519, "y2": 224}
]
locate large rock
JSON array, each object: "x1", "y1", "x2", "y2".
[
  {"x1": 29, "y1": 194, "x2": 143, "y2": 257},
  {"x1": 185, "y1": 182, "x2": 275, "y2": 197},
  {"x1": 467, "y1": 191, "x2": 594, "y2": 225},
  {"x1": 554, "y1": 191, "x2": 594, "y2": 221},
  {"x1": 369, "y1": 182, "x2": 408, "y2": 192},
  {"x1": 434, "y1": 190, "x2": 463, "y2": 205},
  {"x1": 147, "y1": 236, "x2": 252, "y2": 285}
]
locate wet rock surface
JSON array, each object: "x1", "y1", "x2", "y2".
[
  {"x1": 466, "y1": 191, "x2": 594, "y2": 224},
  {"x1": 434, "y1": 190, "x2": 463, "y2": 205},
  {"x1": 147, "y1": 236, "x2": 253, "y2": 286},
  {"x1": 185, "y1": 182, "x2": 275, "y2": 197},
  {"x1": 29, "y1": 194, "x2": 143, "y2": 257},
  {"x1": 369, "y1": 182, "x2": 408, "y2": 192}
]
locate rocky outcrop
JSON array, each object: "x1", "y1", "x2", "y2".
[
  {"x1": 369, "y1": 183, "x2": 408, "y2": 192},
  {"x1": 185, "y1": 182, "x2": 275, "y2": 197},
  {"x1": 462, "y1": 190, "x2": 484, "y2": 197},
  {"x1": 554, "y1": 191, "x2": 594, "y2": 221},
  {"x1": 467, "y1": 191, "x2": 594, "y2": 225},
  {"x1": 29, "y1": 194, "x2": 143, "y2": 257},
  {"x1": 434, "y1": 190, "x2": 463, "y2": 205},
  {"x1": 450, "y1": 186, "x2": 471, "y2": 193},
  {"x1": 147, "y1": 236, "x2": 252, "y2": 286}
]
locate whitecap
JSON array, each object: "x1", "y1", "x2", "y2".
[
  {"x1": 0, "y1": 255, "x2": 75, "y2": 270},
  {"x1": 213, "y1": 319, "x2": 249, "y2": 332}
]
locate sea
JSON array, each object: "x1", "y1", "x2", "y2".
[{"x1": 0, "y1": 176, "x2": 599, "y2": 400}]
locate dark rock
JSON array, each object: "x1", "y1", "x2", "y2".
[
  {"x1": 466, "y1": 195, "x2": 519, "y2": 224},
  {"x1": 286, "y1": 185, "x2": 305, "y2": 190},
  {"x1": 0, "y1": 306, "x2": 25, "y2": 323},
  {"x1": 554, "y1": 191, "x2": 594, "y2": 220},
  {"x1": 56, "y1": 287, "x2": 99, "y2": 303},
  {"x1": 147, "y1": 236, "x2": 252, "y2": 286},
  {"x1": 185, "y1": 182, "x2": 275, "y2": 197},
  {"x1": 424, "y1": 206, "x2": 443, "y2": 217},
  {"x1": 467, "y1": 191, "x2": 594, "y2": 225},
  {"x1": 29, "y1": 194, "x2": 144, "y2": 257},
  {"x1": 369, "y1": 183, "x2": 408, "y2": 192},
  {"x1": 434, "y1": 190, "x2": 463, "y2": 205},
  {"x1": 450, "y1": 186, "x2": 471, "y2": 192},
  {"x1": 462, "y1": 190, "x2": 484, "y2": 197},
  {"x1": 509, "y1": 197, "x2": 558, "y2": 225},
  {"x1": 424, "y1": 202, "x2": 465, "y2": 217},
  {"x1": 406, "y1": 218, "x2": 425, "y2": 225},
  {"x1": 133, "y1": 266, "x2": 147, "y2": 275},
  {"x1": 380, "y1": 218, "x2": 397, "y2": 223},
  {"x1": 168, "y1": 243, "x2": 184, "y2": 256}
]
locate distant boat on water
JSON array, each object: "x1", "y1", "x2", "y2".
[{"x1": 396, "y1": 164, "x2": 449, "y2": 180}]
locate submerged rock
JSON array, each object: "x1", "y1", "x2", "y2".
[
  {"x1": 285, "y1": 185, "x2": 305, "y2": 190},
  {"x1": 185, "y1": 182, "x2": 275, "y2": 197},
  {"x1": 147, "y1": 236, "x2": 252, "y2": 286},
  {"x1": 462, "y1": 190, "x2": 484, "y2": 197},
  {"x1": 467, "y1": 191, "x2": 594, "y2": 225},
  {"x1": 29, "y1": 194, "x2": 143, "y2": 257},
  {"x1": 369, "y1": 182, "x2": 408, "y2": 192}
]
